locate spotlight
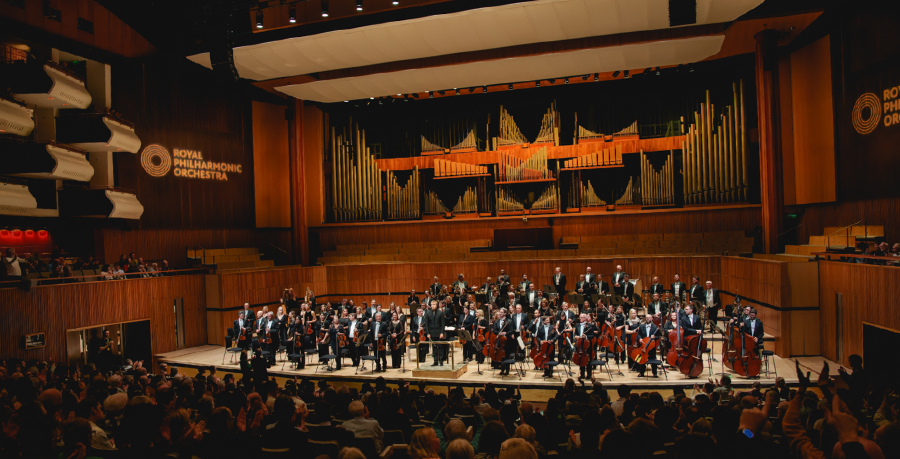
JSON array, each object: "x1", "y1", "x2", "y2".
[
  {"x1": 392, "y1": 1, "x2": 399, "y2": 4},
  {"x1": 644, "y1": 67, "x2": 652, "y2": 74},
  {"x1": 482, "y1": 86, "x2": 487, "y2": 93},
  {"x1": 564, "y1": 78, "x2": 569, "y2": 84},
  {"x1": 437, "y1": 90, "x2": 445, "y2": 96},
  {"x1": 548, "y1": 79, "x2": 555, "y2": 84},
  {"x1": 429, "y1": 92, "x2": 433, "y2": 99},
  {"x1": 535, "y1": 81, "x2": 540, "y2": 87},
  {"x1": 357, "y1": 0, "x2": 363, "y2": 11},
  {"x1": 624, "y1": 70, "x2": 629, "y2": 79},
  {"x1": 256, "y1": 10, "x2": 264, "y2": 28},
  {"x1": 289, "y1": 4, "x2": 296, "y2": 23},
  {"x1": 508, "y1": 83, "x2": 513, "y2": 90},
  {"x1": 594, "y1": 73, "x2": 599, "y2": 81},
  {"x1": 321, "y1": 0, "x2": 329, "y2": 17},
  {"x1": 612, "y1": 71, "x2": 620, "y2": 78},
  {"x1": 370, "y1": 97, "x2": 374, "y2": 100},
  {"x1": 581, "y1": 74, "x2": 589, "y2": 81},
  {"x1": 344, "y1": 100, "x2": 349, "y2": 102},
  {"x1": 455, "y1": 89, "x2": 460, "y2": 95},
  {"x1": 655, "y1": 66, "x2": 661, "y2": 75}
]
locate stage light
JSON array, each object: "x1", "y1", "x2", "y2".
[
  {"x1": 356, "y1": 0, "x2": 363, "y2": 11},
  {"x1": 564, "y1": 78, "x2": 569, "y2": 84},
  {"x1": 508, "y1": 83, "x2": 513, "y2": 90},
  {"x1": 321, "y1": 0, "x2": 329, "y2": 17},
  {"x1": 624, "y1": 70, "x2": 629, "y2": 79},
  {"x1": 0, "y1": 230, "x2": 7, "y2": 236},
  {"x1": 455, "y1": 89, "x2": 460, "y2": 95},
  {"x1": 256, "y1": 10, "x2": 263, "y2": 28},
  {"x1": 535, "y1": 81, "x2": 540, "y2": 87},
  {"x1": 594, "y1": 73, "x2": 599, "y2": 81},
  {"x1": 38, "y1": 230, "x2": 47, "y2": 237},
  {"x1": 392, "y1": 1, "x2": 399, "y2": 4},
  {"x1": 344, "y1": 100, "x2": 349, "y2": 102},
  {"x1": 482, "y1": 86, "x2": 487, "y2": 93},
  {"x1": 12, "y1": 230, "x2": 21, "y2": 237},
  {"x1": 370, "y1": 97, "x2": 374, "y2": 99},
  {"x1": 581, "y1": 75, "x2": 589, "y2": 81},
  {"x1": 25, "y1": 230, "x2": 33, "y2": 236},
  {"x1": 429, "y1": 92, "x2": 433, "y2": 99},
  {"x1": 612, "y1": 71, "x2": 620, "y2": 78},
  {"x1": 656, "y1": 66, "x2": 661, "y2": 75},
  {"x1": 289, "y1": 4, "x2": 296, "y2": 23},
  {"x1": 437, "y1": 90, "x2": 445, "y2": 96},
  {"x1": 548, "y1": 79, "x2": 555, "y2": 84}
]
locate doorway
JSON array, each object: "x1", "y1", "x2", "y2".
[{"x1": 65, "y1": 320, "x2": 152, "y2": 370}]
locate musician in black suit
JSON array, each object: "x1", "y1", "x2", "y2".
[
  {"x1": 263, "y1": 312, "x2": 279, "y2": 366},
  {"x1": 573, "y1": 314, "x2": 597, "y2": 380},
  {"x1": 460, "y1": 303, "x2": 478, "y2": 361},
  {"x1": 233, "y1": 311, "x2": 249, "y2": 350},
  {"x1": 552, "y1": 267, "x2": 567, "y2": 296},
  {"x1": 649, "y1": 277, "x2": 665, "y2": 296},
  {"x1": 584, "y1": 267, "x2": 597, "y2": 285},
  {"x1": 557, "y1": 302, "x2": 576, "y2": 324},
  {"x1": 621, "y1": 274, "x2": 635, "y2": 303},
  {"x1": 430, "y1": 277, "x2": 443, "y2": 297},
  {"x1": 703, "y1": 280, "x2": 722, "y2": 327},
  {"x1": 442, "y1": 301, "x2": 457, "y2": 328},
  {"x1": 521, "y1": 285, "x2": 545, "y2": 309},
  {"x1": 364, "y1": 300, "x2": 379, "y2": 325},
  {"x1": 534, "y1": 316, "x2": 558, "y2": 377},
  {"x1": 612, "y1": 265, "x2": 627, "y2": 296},
  {"x1": 492, "y1": 309, "x2": 516, "y2": 375},
  {"x1": 345, "y1": 313, "x2": 363, "y2": 367},
  {"x1": 480, "y1": 277, "x2": 494, "y2": 293},
  {"x1": 368, "y1": 312, "x2": 388, "y2": 372},
  {"x1": 328, "y1": 318, "x2": 345, "y2": 371},
  {"x1": 646, "y1": 293, "x2": 667, "y2": 318},
  {"x1": 452, "y1": 274, "x2": 469, "y2": 304},
  {"x1": 634, "y1": 315, "x2": 660, "y2": 377},
  {"x1": 518, "y1": 274, "x2": 533, "y2": 296},
  {"x1": 511, "y1": 304, "x2": 529, "y2": 339},
  {"x1": 689, "y1": 276, "x2": 704, "y2": 303},
  {"x1": 409, "y1": 308, "x2": 428, "y2": 363},
  {"x1": 671, "y1": 274, "x2": 687, "y2": 301},
  {"x1": 241, "y1": 302, "x2": 254, "y2": 326},
  {"x1": 425, "y1": 300, "x2": 446, "y2": 366},
  {"x1": 680, "y1": 305, "x2": 703, "y2": 336},
  {"x1": 741, "y1": 309, "x2": 765, "y2": 353},
  {"x1": 596, "y1": 274, "x2": 610, "y2": 295},
  {"x1": 497, "y1": 270, "x2": 510, "y2": 297},
  {"x1": 556, "y1": 309, "x2": 575, "y2": 363},
  {"x1": 575, "y1": 274, "x2": 589, "y2": 298},
  {"x1": 407, "y1": 290, "x2": 420, "y2": 309},
  {"x1": 287, "y1": 315, "x2": 305, "y2": 369}
]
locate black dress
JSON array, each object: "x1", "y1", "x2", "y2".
[{"x1": 388, "y1": 320, "x2": 405, "y2": 368}]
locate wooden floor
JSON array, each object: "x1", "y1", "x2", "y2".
[{"x1": 157, "y1": 340, "x2": 839, "y2": 389}]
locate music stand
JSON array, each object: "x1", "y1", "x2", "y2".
[
  {"x1": 475, "y1": 293, "x2": 487, "y2": 306},
  {"x1": 591, "y1": 293, "x2": 601, "y2": 305}
]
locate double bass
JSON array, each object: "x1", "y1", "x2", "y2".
[
  {"x1": 490, "y1": 327, "x2": 508, "y2": 362},
  {"x1": 731, "y1": 325, "x2": 761, "y2": 377},
  {"x1": 679, "y1": 329, "x2": 707, "y2": 378},
  {"x1": 482, "y1": 316, "x2": 496, "y2": 358},
  {"x1": 665, "y1": 303, "x2": 685, "y2": 367}
]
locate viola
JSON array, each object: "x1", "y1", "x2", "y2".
[{"x1": 572, "y1": 336, "x2": 593, "y2": 367}]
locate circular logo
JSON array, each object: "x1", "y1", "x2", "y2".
[
  {"x1": 852, "y1": 92, "x2": 880, "y2": 135},
  {"x1": 141, "y1": 144, "x2": 172, "y2": 177}
]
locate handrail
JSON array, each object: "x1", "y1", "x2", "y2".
[
  {"x1": 826, "y1": 220, "x2": 864, "y2": 237},
  {"x1": 0, "y1": 267, "x2": 212, "y2": 288},
  {"x1": 811, "y1": 252, "x2": 898, "y2": 263}
]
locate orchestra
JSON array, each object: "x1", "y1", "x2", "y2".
[{"x1": 228, "y1": 264, "x2": 768, "y2": 382}]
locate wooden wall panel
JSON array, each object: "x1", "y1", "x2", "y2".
[
  {"x1": 312, "y1": 206, "x2": 761, "y2": 251},
  {"x1": 95, "y1": 228, "x2": 292, "y2": 268},
  {"x1": 303, "y1": 105, "x2": 325, "y2": 228},
  {"x1": 788, "y1": 196, "x2": 900, "y2": 248},
  {"x1": 252, "y1": 101, "x2": 291, "y2": 228},
  {"x1": 789, "y1": 35, "x2": 836, "y2": 204},
  {"x1": 0, "y1": 275, "x2": 206, "y2": 366},
  {"x1": 819, "y1": 261, "x2": 900, "y2": 365}
]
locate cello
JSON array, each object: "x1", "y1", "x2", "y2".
[
  {"x1": 732, "y1": 325, "x2": 762, "y2": 377},
  {"x1": 679, "y1": 329, "x2": 707, "y2": 378},
  {"x1": 572, "y1": 336, "x2": 592, "y2": 367},
  {"x1": 533, "y1": 339, "x2": 555, "y2": 370},
  {"x1": 490, "y1": 327, "x2": 508, "y2": 362},
  {"x1": 665, "y1": 303, "x2": 685, "y2": 367},
  {"x1": 482, "y1": 316, "x2": 496, "y2": 358},
  {"x1": 629, "y1": 332, "x2": 657, "y2": 365}
]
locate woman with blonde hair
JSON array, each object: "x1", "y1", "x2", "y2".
[
  {"x1": 408, "y1": 427, "x2": 441, "y2": 459},
  {"x1": 446, "y1": 438, "x2": 475, "y2": 459}
]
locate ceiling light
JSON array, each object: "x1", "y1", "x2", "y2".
[
  {"x1": 321, "y1": 0, "x2": 329, "y2": 17},
  {"x1": 455, "y1": 89, "x2": 460, "y2": 95},
  {"x1": 344, "y1": 100, "x2": 349, "y2": 102},
  {"x1": 482, "y1": 86, "x2": 487, "y2": 93},
  {"x1": 581, "y1": 75, "x2": 589, "y2": 81},
  {"x1": 624, "y1": 70, "x2": 630, "y2": 78},
  {"x1": 508, "y1": 83, "x2": 513, "y2": 90},
  {"x1": 564, "y1": 78, "x2": 569, "y2": 84},
  {"x1": 256, "y1": 10, "x2": 263, "y2": 28},
  {"x1": 356, "y1": 0, "x2": 363, "y2": 11},
  {"x1": 535, "y1": 81, "x2": 540, "y2": 87},
  {"x1": 370, "y1": 97, "x2": 374, "y2": 99},
  {"x1": 612, "y1": 71, "x2": 620, "y2": 78},
  {"x1": 289, "y1": 5, "x2": 296, "y2": 23},
  {"x1": 392, "y1": 1, "x2": 399, "y2": 4}
]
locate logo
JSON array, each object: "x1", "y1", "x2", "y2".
[
  {"x1": 852, "y1": 92, "x2": 880, "y2": 135},
  {"x1": 141, "y1": 144, "x2": 172, "y2": 177}
]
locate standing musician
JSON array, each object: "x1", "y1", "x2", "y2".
[
  {"x1": 442, "y1": 300, "x2": 457, "y2": 329},
  {"x1": 534, "y1": 316, "x2": 558, "y2": 377},
  {"x1": 346, "y1": 313, "x2": 363, "y2": 367},
  {"x1": 621, "y1": 274, "x2": 636, "y2": 305},
  {"x1": 407, "y1": 290, "x2": 420, "y2": 310},
  {"x1": 487, "y1": 285, "x2": 500, "y2": 306},
  {"x1": 741, "y1": 308, "x2": 764, "y2": 354},
  {"x1": 580, "y1": 300, "x2": 596, "y2": 319},
  {"x1": 338, "y1": 309, "x2": 351, "y2": 328},
  {"x1": 557, "y1": 302, "x2": 576, "y2": 324},
  {"x1": 475, "y1": 309, "x2": 487, "y2": 364},
  {"x1": 287, "y1": 315, "x2": 305, "y2": 369},
  {"x1": 612, "y1": 265, "x2": 627, "y2": 296},
  {"x1": 459, "y1": 303, "x2": 478, "y2": 361},
  {"x1": 306, "y1": 313, "x2": 321, "y2": 350},
  {"x1": 480, "y1": 277, "x2": 494, "y2": 293},
  {"x1": 328, "y1": 316, "x2": 345, "y2": 371},
  {"x1": 552, "y1": 267, "x2": 567, "y2": 298},
  {"x1": 497, "y1": 269, "x2": 511, "y2": 298},
  {"x1": 649, "y1": 276, "x2": 665, "y2": 296},
  {"x1": 253, "y1": 311, "x2": 266, "y2": 347},
  {"x1": 452, "y1": 274, "x2": 469, "y2": 306},
  {"x1": 430, "y1": 276, "x2": 443, "y2": 297},
  {"x1": 492, "y1": 309, "x2": 516, "y2": 376},
  {"x1": 518, "y1": 274, "x2": 533, "y2": 296},
  {"x1": 573, "y1": 313, "x2": 597, "y2": 381},
  {"x1": 234, "y1": 311, "x2": 250, "y2": 350},
  {"x1": 388, "y1": 311, "x2": 406, "y2": 368},
  {"x1": 241, "y1": 303, "x2": 255, "y2": 327},
  {"x1": 364, "y1": 300, "x2": 378, "y2": 325},
  {"x1": 504, "y1": 292, "x2": 516, "y2": 310},
  {"x1": 584, "y1": 267, "x2": 597, "y2": 285},
  {"x1": 634, "y1": 315, "x2": 660, "y2": 377},
  {"x1": 680, "y1": 305, "x2": 703, "y2": 336},
  {"x1": 689, "y1": 276, "x2": 705, "y2": 303},
  {"x1": 557, "y1": 314, "x2": 575, "y2": 363},
  {"x1": 611, "y1": 305, "x2": 627, "y2": 365},
  {"x1": 264, "y1": 312, "x2": 279, "y2": 366},
  {"x1": 522, "y1": 284, "x2": 545, "y2": 309},
  {"x1": 575, "y1": 274, "x2": 591, "y2": 302},
  {"x1": 704, "y1": 280, "x2": 722, "y2": 329},
  {"x1": 538, "y1": 299, "x2": 553, "y2": 318},
  {"x1": 511, "y1": 304, "x2": 529, "y2": 360},
  {"x1": 425, "y1": 300, "x2": 446, "y2": 366},
  {"x1": 315, "y1": 314, "x2": 331, "y2": 364},
  {"x1": 596, "y1": 274, "x2": 610, "y2": 295},
  {"x1": 368, "y1": 312, "x2": 388, "y2": 372},
  {"x1": 646, "y1": 293, "x2": 667, "y2": 319},
  {"x1": 409, "y1": 308, "x2": 428, "y2": 363}
]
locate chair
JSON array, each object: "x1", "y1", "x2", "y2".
[
  {"x1": 761, "y1": 350, "x2": 777, "y2": 378},
  {"x1": 283, "y1": 351, "x2": 304, "y2": 371},
  {"x1": 358, "y1": 346, "x2": 377, "y2": 375},
  {"x1": 223, "y1": 330, "x2": 242, "y2": 364},
  {"x1": 351, "y1": 435, "x2": 380, "y2": 459},
  {"x1": 544, "y1": 360, "x2": 563, "y2": 382},
  {"x1": 317, "y1": 354, "x2": 337, "y2": 373},
  {"x1": 494, "y1": 359, "x2": 520, "y2": 379},
  {"x1": 383, "y1": 430, "x2": 406, "y2": 446},
  {"x1": 308, "y1": 440, "x2": 340, "y2": 459},
  {"x1": 590, "y1": 358, "x2": 614, "y2": 380},
  {"x1": 304, "y1": 348, "x2": 319, "y2": 365},
  {"x1": 646, "y1": 359, "x2": 667, "y2": 380},
  {"x1": 381, "y1": 444, "x2": 410, "y2": 459}
]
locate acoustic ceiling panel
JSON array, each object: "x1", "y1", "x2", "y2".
[
  {"x1": 276, "y1": 35, "x2": 724, "y2": 103},
  {"x1": 187, "y1": 0, "x2": 761, "y2": 80}
]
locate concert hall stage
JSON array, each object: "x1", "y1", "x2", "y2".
[{"x1": 156, "y1": 342, "x2": 836, "y2": 389}]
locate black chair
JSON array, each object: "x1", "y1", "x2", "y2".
[
  {"x1": 590, "y1": 357, "x2": 614, "y2": 380},
  {"x1": 317, "y1": 354, "x2": 337, "y2": 373},
  {"x1": 544, "y1": 360, "x2": 563, "y2": 382},
  {"x1": 646, "y1": 359, "x2": 667, "y2": 380},
  {"x1": 283, "y1": 352, "x2": 304, "y2": 371},
  {"x1": 304, "y1": 348, "x2": 319, "y2": 365},
  {"x1": 352, "y1": 435, "x2": 380, "y2": 459},
  {"x1": 223, "y1": 330, "x2": 242, "y2": 364},
  {"x1": 495, "y1": 359, "x2": 520, "y2": 379},
  {"x1": 308, "y1": 440, "x2": 340, "y2": 459},
  {"x1": 383, "y1": 429, "x2": 406, "y2": 446},
  {"x1": 761, "y1": 350, "x2": 777, "y2": 378}
]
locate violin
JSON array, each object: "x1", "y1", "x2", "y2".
[
  {"x1": 306, "y1": 321, "x2": 313, "y2": 335},
  {"x1": 294, "y1": 329, "x2": 302, "y2": 348},
  {"x1": 338, "y1": 331, "x2": 348, "y2": 348},
  {"x1": 265, "y1": 330, "x2": 273, "y2": 344},
  {"x1": 419, "y1": 327, "x2": 427, "y2": 342}
]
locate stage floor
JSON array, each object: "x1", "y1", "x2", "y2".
[{"x1": 156, "y1": 340, "x2": 838, "y2": 389}]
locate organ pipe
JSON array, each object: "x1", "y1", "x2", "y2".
[
  {"x1": 497, "y1": 187, "x2": 525, "y2": 213},
  {"x1": 452, "y1": 187, "x2": 478, "y2": 214},
  {"x1": 386, "y1": 166, "x2": 420, "y2": 219},
  {"x1": 331, "y1": 124, "x2": 383, "y2": 222},
  {"x1": 532, "y1": 183, "x2": 558, "y2": 211},
  {"x1": 499, "y1": 147, "x2": 551, "y2": 181},
  {"x1": 424, "y1": 190, "x2": 449, "y2": 215}
]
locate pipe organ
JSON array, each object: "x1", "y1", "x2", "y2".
[
  {"x1": 682, "y1": 81, "x2": 748, "y2": 204},
  {"x1": 452, "y1": 187, "x2": 478, "y2": 214},
  {"x1": 497, "y1": 187, "x2": 525, "y2": 213},
  {"x1": 386, "y1": 166, "x2": 420, "y2": 219},
  {"x1": 497, "y1": 105, "x2": 528, "y2": 148},
  {"x1": 423, "y1": 190, "x2": 449, "y2": 215},
  {"x1": 421, "y1": 136, "x2": 444, "y2": 154},
  {"x1": 449, "y1": 130, "x2": 477, "y2": 152},
  {"x1": 614, "y1": 177, "x2": 635, "y2": 206},
  {"x1": 331, "y1": 125, "x2": 383, "y2": 222},
  {"x1": 533, "y1": 101, "x2": 559, "y2": 145},
  {"x1": 579, "y1": 180, "x2": 607, "y2": 208},
  {"x1": 563, "y1": 145, "x2": 623, "y2": 168},
  {"x1": 532, "y1": 183, "x2": 558, "y2": 211},
  {"x1": 434, "y1": 158, "x2": 488, "y2": 178},
  {"x1": 499, "y1": 148, "x2": 551, "y2": 182},
  {"x1": 640, "y1": 150, "x2": 674, "y2": 206}
]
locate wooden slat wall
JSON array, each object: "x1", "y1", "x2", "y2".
[
  {"x1": 788, "y1": 196, "x2": 900, "y2": 247},
  {"x1": 252, "y1": 101, "x2": 291, "y2": 228},
  {"x1": 96, "y1": 228, "x2": 291, "y2": 268},
  {"x1": 719, "y1": 256, "x2": 791, "y2": 357},
  {"x1": 0, "y1": 275, "x2": 206, "y2": 365},
  {"x1": 312, "y1": 206, "x2": 760, "y2": 251},
  {"x1": 819, "y1": 261, "x2": 900, "y2": 366}
]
